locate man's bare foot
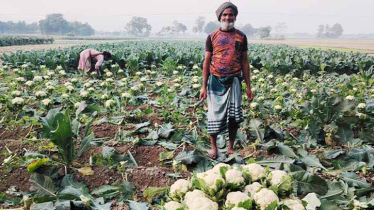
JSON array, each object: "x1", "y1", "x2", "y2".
[
  {"x1": 208, "y1": 149, "x2": 218, "y2": 160},
  {"x1": 227, "y1": 148, "x2": 236, "y2": 155}
]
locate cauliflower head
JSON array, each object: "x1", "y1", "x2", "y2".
[
  {"x1": 184, "y1": 189, "x2": 206, "y2": 204},
  {"x1": 211, "y1": 163, "x2": 231, "y2": 174},
  {"x1": 254, "y1": 188, "x2": 279, "y2": 210},
  {"x1": 242, "y1": 163, "x2": 266, "y2": 181},
  {"x1": 170, "y1": 179, "x2": 192, "y2": 197},
  {"x1": 225, "y1": 191, "x2": 251, "y2": 207},
  {"x1": 282, "y1": 198, "x2": 305, "y2": 210},
  {"x1": 268, "y1": 170, "x2": 293, "y2": 195},
  {"x1": 244, "y1": 182, "x2": 262, "y2": 197},
  {"x1": 225, "y1": 169, "x2": 245, "y2": 185},
  {"x1": 186, "y1": 197, "x2": 218, "y2": 210},
  {"x1": 164, "y1": 201, "x2": 183, "y2": 210}
]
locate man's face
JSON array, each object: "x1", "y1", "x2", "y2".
[
  {"x1": 220, "y1": 8, "x2": 236, "y2": 30},
  {"x1": 221, "y1": 8, "x2": 236, "y2": 23}
]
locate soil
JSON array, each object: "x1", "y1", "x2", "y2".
[
  {"x1": 0, "y1": 127, "x2": 30, "y2": 140},
  {"x1": 91, "y1": 122, "x2": 119, "y2": 139},
  {"x1": 75, "y1": 165, "x2": 124, "y2": 191}
]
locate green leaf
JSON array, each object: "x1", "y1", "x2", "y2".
[
  {"x1": 302, "y1": 193, "x2": 321, "y2": 210},
  {"x1": 61, "y1": 174, "x2": 86, "y2": 189},
  {"x1": 336, "y1": 123, "x2": 354, "y2": 144},
  {"x1": 55, "y1": 200, "x2": 71, "y2": 210},
  {"x1": 91, "y1": 185, "x2": 119, "y2": 199},
  {"x1": 264, "y1": 200, "x2": 278, "y2": 210},
  {"x1": 30, "y1": 201, "x2": 54, "y2": 210},
  {"x1": 143, "y1": 187, "x2": 167, "y2": 202},
  {"x1": 27, "y1": 158, "x2": 48, "y2": 173},
  {"x1": 300, "y1": 153, "x2": 327, "y2": 170},
  {"x1": 29, "y1": 173, "x2": 58, "y2": 197},
  {"x1": 159, "y1": 151, "x2": 174, "y2": 161},
  {"x1": 323, "y1": 149, "x2": 345, "y2": 160},
  {"x1": 77, "y1": 133, "x2": 94, "y2": 157},
  {"x1": 58, "y1": 186, "x2": 84, "y2": 200},
  {"x1": 255, "y1": 155, "x2": 294, "y2": 169},
  {"x1": 319, "y1": 199, "x2": 342, "y2": 210},
  {"x1": 119, "y1": 181, "x2": 136, "y2": 201},
  {"x1": 128, "y1": 200, "x2": 148, "y2": 210},
  {"x1": 276, "y1": 142, "x2": 298, "y2": 158},
  {"x1": 292, "y1": 171, "x2": 328, "y2": 195},
  {"x1": 249, "y1": 118, "x2": 264, "y2": 142},
  {"x1": 134, "y1": 121, "x2": 151, "y2": 131},
  {"x1": 340, "y1": 172, "x2": 371, "y2": 189},
  {"x1": 158, "y1": 123, "x2": 174, "y2": 138},
  {"x1": 175, "y1": 149, "x2": 203, "y2": 165},
  {"x1": 320, "y1": 180, "x2": 345, "y2": 200},
  {"x1": 158, "y1": 141, "x2": 178, "y2": 150},
  {"x1": 102, "y1": 146, "x2": 115, "y2": 159}
]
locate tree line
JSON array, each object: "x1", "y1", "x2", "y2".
[{"x1": 0, "y1": 14, "x2": 95, "y2": 36}]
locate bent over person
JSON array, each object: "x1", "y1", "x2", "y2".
[
  {"x1": 199, "y1": 2, "x2": 254, "y2": 159},
  {"x1": 78, "y1": 49, "x2": 112, "y2": 78}
]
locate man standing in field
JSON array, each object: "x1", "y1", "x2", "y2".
[{"x1": 199, "y1": 2, "x2": 254, "y2": 159}]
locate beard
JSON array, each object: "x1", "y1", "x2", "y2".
[{"x1": 220, "y1": 20, "x2": 235, "y2": 30}]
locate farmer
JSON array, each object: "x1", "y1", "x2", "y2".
[
  {"x1": 78, "y1": 49, "x2": 112, "y2": 78},
  {"x1": 199, "y1": 2, "x2": 254, "y2": 159}
]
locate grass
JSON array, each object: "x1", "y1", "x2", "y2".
[{"x1": 297, "y1": 45, "x2": 374, "y2": 54}]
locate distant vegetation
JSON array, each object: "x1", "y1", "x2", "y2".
[{"x1": 0, "y1": 36, "x2": 54, "y2": 47}]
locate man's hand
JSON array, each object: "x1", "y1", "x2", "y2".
[
  {"x1": 246, "y1": 88, "x2": 254, "y2": 102},
  {"x1": 199, "y1": 88, "x2": 207, "y2": 101}
]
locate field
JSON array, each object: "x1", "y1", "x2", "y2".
[{"x1": 0, "y1": 40, "x2": 373, "y2": 210}]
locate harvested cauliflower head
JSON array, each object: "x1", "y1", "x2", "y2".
[
  {"x1": 197, "y1": 171, "x2": 225, "y2": 191},
  {"x1": 225, "y1": 169, "x2": 245, "y2": 185},
  {"x1": 268, "y1": 170, "x2": 293, "y2": 195},
  {"x1": 164, "y1": 201, "x2": 183, "y2": 210},
  {"x1": 254, "y1": 188, "x2": 279, "y2": 210},
  {"x1": 225, "y1": 191, "x2": 251, "y2": 208},
  {"x1": 211, "y1": 163, "x2": 231, "y2": 174},
  {"x1": 184, "y1": 189, "x2": 206, "y2": 204},
  {"x1": 186, "y1": 196, "x2": 218, "y2": 210},
  {"x1": 243, "y1": 182, "x2": 262, "y2": 197},
  {"x1": 170, "y1": 179, "x2": 192, "y2": 198},
  {"x1": 242, "y1": 163, "x2": 266, "y2": 182},
  {"x1": 282, "y1": 197, "x2": 305, "y2": 210}
]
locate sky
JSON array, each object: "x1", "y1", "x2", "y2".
[{"x1": 1, "y1": 0, "x2": 374, "y2": 34}]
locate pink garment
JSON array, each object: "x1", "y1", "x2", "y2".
[{"x1": 78, "y1": 49, "x2": 104, "y2": 73}]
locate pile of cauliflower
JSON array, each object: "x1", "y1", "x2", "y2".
[{"x1": 161, "y1": 162, "x2": 308, "y2": 210}]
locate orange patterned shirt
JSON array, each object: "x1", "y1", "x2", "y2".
[{"x1": 206, "y1": 28, "x2": 248, "y2": 77}]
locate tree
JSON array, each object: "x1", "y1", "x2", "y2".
[
  {"x1": 273, "y1": 22, "x2": 287, "y2": 37},
  {"x1": 173, "y1": 21, "x2": 187, "y2": 34},
  {"x1": 204, "y1": 21, "x2": 220, "y2": 34},
  {"x1": 257, "y1": 26, "x2": 272, "y2": 39},
  {"x1": 125, "y1": 17, "x2": 152, "y2": 37},
  {"x1": 39, "y1": 13, "x2": 70, "y2": 35},
  {"x1": 329, "y1": 23, "x2": 343, "y2": 38},
  {"x1": 317, "y1": 25, "x2": 324, "y2": 38},
  {"x1": 192, "y1": 16, "x2": 206, "y2": 34},
  {"x1": 316, "y1": 23, "x2": 343, "y2": 38},
  {"x1": 69, "y1": 22, "x2": 95, "y2": 36},
  {"x1": 241, "y1": 23, "x2": 256, "y2": 36}
]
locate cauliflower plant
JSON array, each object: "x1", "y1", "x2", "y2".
[
  {"x1": 211, "y1": 163, "x2": 231, "y2": 174},
  {"x1": 282, "y1": 197, "x2": 305, "y2": 210},
  {"x1": 169, "y1": 179, "x2": 192, "y2": 200},
  {"x1": 268, "y1": 170, "x2": 293, "y2": 195},
  {"x1": 242, "y1": 163, "x2": 266, "y2": 182},
  {"x1": 164, "y1": 201, "x2": 183, "y2": 210},
  {"x1": 185, "y1": 196, "x2": 218, "y2": 210},
  {"x1": 225, "y1": 191, "x2": 252, "y2": 209},
  {"x1": 243, "y1": 182, "x2": 262, "y2": 197},
  {"x1": 225, "y1": 169, "x2": 245, "y2": 185},
  {"x1": 183, "y1": 189, "x2": 206, "y2": 204},
  {"x1": 254, "y1": 188, "x2": 279, "y2": 210}
]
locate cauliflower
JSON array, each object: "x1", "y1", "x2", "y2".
[
  {"x1": 42, "y1": 99, "x2": 52, "y2": 106},
  {"x1": 186, "y1": 196, "x2": 218, "y2": 210},
  {"x1": 225, "y1": 169, "x2": 245, "y2": 185},
  {"x1": 170, "y1": 179, "x2": 192, "y2": 198},
  {"x1": 122, "y1": 92, "x2": 132, "y2": 98},
  {"x1": 164, "y1": 201, "x2": 183, "y2": 210},
  {"x1": 184, "y1": 190, "x2": 206, "y2": 204},
  {"x1": 282, "y1": 197, "x2": 305, "y2": 210},
  {"x1": 211, "y1": 163, "x2": 231, "y2": 174},
  {"x1": 268, "y1": 170, "x2": 293, "y2": 195},
  {"x1": 80, "y1": 91, "x2": 89, "y2": 97},
  {"x1": 254, "y1": 188, "x2": 279, "y2": 210},
  {"x1": 197, "y1": 171, "x2": 225, "y2": 191},
  {"x1": 243, "y1": 182, "x2": 262, "y2": 197},
  {"x1": 105, "y1": 99, "x2": 114, "y2": 108},
  {"x1": 225, "y1": 191, "x2": 251, "y2": 207},
  {"x1": 12, "y1": 97, "x2": 25, "y2": 105},
  {"x1": 242, "y1": 163, "x2": 266, "y2": 182}
]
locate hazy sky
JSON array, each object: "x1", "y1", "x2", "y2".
[{"x1": 1, "y1": 0, "x2": 374, "y2": 34}]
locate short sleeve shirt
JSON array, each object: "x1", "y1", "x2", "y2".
[{"x1": 205, "y1": 28, "x2": 248, "y2": 77}]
